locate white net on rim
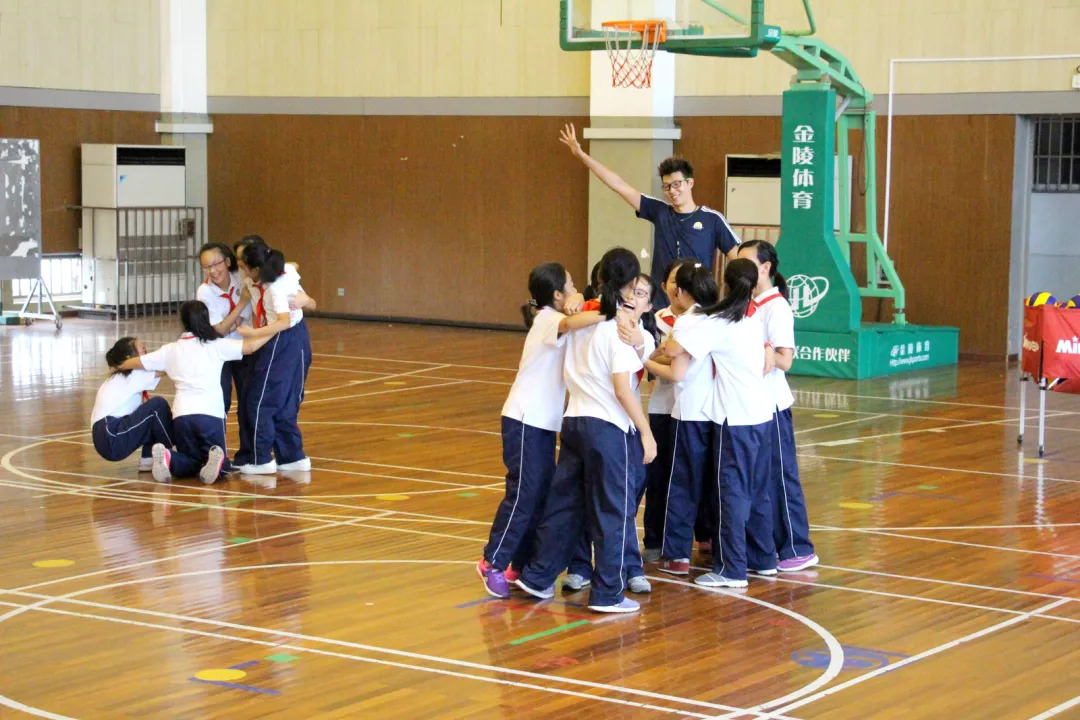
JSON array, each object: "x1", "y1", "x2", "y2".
[{"x1": 601, "y1": 21, "x2": 664, "y2": 88}]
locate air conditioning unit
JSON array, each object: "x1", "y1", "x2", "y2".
[
  {"x1": 724, "y1": 153, "x2": 853, "y2": 237},
  {"x1": 80, "y1": 144, "x2": 196, "y2": 307}
]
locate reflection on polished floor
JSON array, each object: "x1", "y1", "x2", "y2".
[{"x1": 2, "y1": 317, "x2": 1080, "y2": 719}]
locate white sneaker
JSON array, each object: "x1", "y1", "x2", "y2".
[
  {"x1": 588, "y1": 598, "x2": 640, "y2": 613},
  {"x1": 137, "y1": 457, "x2": 154, "y2": 472},
  {"x1": 277, "y1": 457, "x2": 311, "y2": 471},
  {"x1": 237, "y1": 460, "x2": 277, "y2": 475},
  {"x1": 199, "y1": 446, "x2": 226, "y2": 485},
  {"x1": 748, "y1": 567, "x2": 778, "y2": 577},
  {"x1": 694, "y1": 572, "x2": 748, "y2": 588},
  {"x1": 562, "y1": 573, "x2": 591, "y2": 591},
  {"x1": 151, "y1": 444, "x2": 171, "y2": 483},
  {"x1": 628, "y1": 576, "x2": 652, "y2": 594}
]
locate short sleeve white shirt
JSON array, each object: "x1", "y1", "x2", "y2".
[
  {"x1": 140, "y1": 334, "x2": 244, "y2": 418},
  {"x1": 501, "y1": 307, "x2": 569, "y2": 432},
  {"x1": 674, "y1": 312, "x2": 773, "y2": 426},
  {"x1": 263, "y1": 265, "x2": 304, "y2": 328},
  {"x1": 563, "y1": 320, "x2": 644, "y2": 433},
  {"x1": 90, "y1": 370, "x2": 161, "y2": 424},
  {"x1": 647, "y1": 308, "x2": 678, "y2": 415},
  {"x1": 670, "y1": 307, "x2": 714, "y2": 422},
  {"x1": 755, "y1": 288, "x2": 796, "y2": 411},
  {"x1": 196, "y1": 271, "x2": 250, "y2": 340}
]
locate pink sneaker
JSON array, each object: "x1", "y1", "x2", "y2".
[
  {"x1": 476, "y1": 559, "x2": 510, "y2": 598},
  {"x1": 778, "y1": 554, "x2": 819, "y2": 572},
  {"x1": 504, "y1": 567, "x2": 520, "y2": 583},
  {"x1": 151, "y1": 443, "x2": 171, "y2": 483},
  {"x1": 659, "y1": 559, "x2": 690, "y2": 575}
]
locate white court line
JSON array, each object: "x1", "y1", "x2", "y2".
[
  {"x1": 0, "y1": 565, "x2": 783, "y2": 719},
  {"x1": 799, "y1": 452, "x2": 1080, "y2": 488},
  {"x1": 306, "y1": 364, "x2": 453, "y2": 394},
  {"x1": 646, "y1": 575, "x2": 844, "y2": 713},
  {"x1": 816, "y1": 526, "x2": 1080, "y2": 560},
  {"x1": 793, "y1": 415, "x2": 887, "y2": 435},
  {"x1": 303, "y1": 379, "x2": 469, "y2": 405},
  {"x1": 816, "y1": 564, "x2": 1078, "y2": 603},
  {"x1": 795, "y1": 413, "x2": 1071, "y2": 449},
  {"x1": 313, "y1": 352, "x2": 516, "y2": 373},
  {"x1": 302, "y1": 421, "x2": 501, "y2": 436},
  {"x1": 1028, "y1": 694, "x2": 1080, "y2": 720},
  {"x1": 307, "y1": 456, "x2": 504, "y2": 479},
  {"x1": 767, "y1": 598, "x2": 1070, "y2": 716},
  {"x1": 0, "y1": 599, "x2": 718, "y2": 720},
  {"x1": 29, "y1": 479, "x2": 134, "y2": 499}
]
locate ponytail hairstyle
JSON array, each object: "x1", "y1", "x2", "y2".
[
  {"x1": 105, "y1": 336, "x2": 140, "y2": 376},
  {"x1": 520, "y1": 262, "x2": 568, "y2": 329},
  {"x1": 675, "y1": 261, "x2": 719, "y2": 308},
  {"x1": 739, "y1": 239, "x2": 787, "y2": 299},
  {"x1": 197, "y1": 241, "x2": 238, "y2": 273},
  {"x1": 636, "y1": 273, "x2": 662, "y2": 346},
  {"x1": 180, "y1": 300, "x2": 222, "y2": 343},
  {"x1": 700, "y1": 258, "x2": 758, "y2": 323},
  {"x1": 597, "y1": 247, "x2": 641, "y2": 320},
  {"x1": 243, "y1": 243, "x2": 287, "y2": 284},
  {"x1": 233, "y1": 234, "x2": 266, "y2": 269},
  {"x1": 582, "y1": 260, "x2": 602, "y2": 302}
]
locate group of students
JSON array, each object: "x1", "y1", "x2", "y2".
[
  {"x1": 89, "y1": 235, "x2": 315, "y2": 484},
  {"x1": 476, "y1": 240, "x2": 817, "y2": 614}
]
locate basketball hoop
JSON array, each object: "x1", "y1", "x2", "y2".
[{"x1": 601, "y1": 20, "x2": 666, "y2": 89}]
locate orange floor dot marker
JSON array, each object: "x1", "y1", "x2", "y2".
[
  {"x1": 375, "y1": 494, "x2": 410, "y2": 501},
  {"x1": 839, "y1": 502, "x2": 873, "y2": 509},
  {"x1": 194, "y1": 669, "x2": 247, "y2": 682},
  {"x1": 32, "y1": 559, "x2": 74, "y2": 568}
]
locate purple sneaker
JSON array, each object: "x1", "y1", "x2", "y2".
[
  {"x1": 476, "y1": 559, "x2": 510, "y2": 598},
  {"x1": 778, "y1": 554, "x2": 819, "y2": 573}
]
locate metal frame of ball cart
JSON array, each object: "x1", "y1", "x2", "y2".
[
  {"x1": 561, "y1": 0, "x2": 962, "y2": 379},
  {"x1": 1017, "y1": 300, "x2": 1080, "y2": 457}
]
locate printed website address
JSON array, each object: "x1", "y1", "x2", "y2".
[{"x1": 889, "y1": 353, "x2": 930, "y2": 367}]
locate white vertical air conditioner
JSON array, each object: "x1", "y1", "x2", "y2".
[{"x1": 80, "y1": 144, "x2": 188, "y2": 306}]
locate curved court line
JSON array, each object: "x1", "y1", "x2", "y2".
[
  {"x1": 766, "y1": 598, "x2": 1070, "y2": 717},
  {"x1": 0, "y1": 561, "x2": 788, "y2": 719},
  {"x1": 645, "y1": 574, "x2": 844, "y2": 714}
]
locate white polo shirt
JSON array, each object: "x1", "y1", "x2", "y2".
[
  {"x1": 501, "y1": 307, "x2": 569, "y2": 433},
  {"x1": 674, "y1": 311, "x2": 773, "y2": 427},
  {"x1": 90, "y1": 370, "x2": 161, "y2": 424},
  {"x1": 647, "y1": 307, "x2": 678, "y2": 415},
  {"x1": 755, "y1": 288, "x2": 796, "y2": 411},
  {"x1": 263, "y1": 265, "x2": 304, "y2": 328},
  {"x1": 563, "y1": 319, "x2": 644, "y2": 433},
  {"x1": 140, "y1": 334, "x2": 244, "y2": 418},
  {"x1": 196, "y1": 271, "x2": 250, "y2": 341},
  {"x1": 670, "y1": 306, "x2": 714, "y2": 423}
]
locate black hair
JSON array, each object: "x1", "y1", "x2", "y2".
[
  {"x1": 105, "y1": 336, "x2": 140, "y2": 376},
  {"x1": 658, "y1": 155, "x2": 694, "y2": 180},
  {"x1": 675, "y1": 262, "x2": 719, "y2": 307},
  {"x1": 520, "y1": 262, "x2": 568, "y2": 329},
  {"x1": 636, "y1": 273, "x2": 661, "y2": 346},
  {"x1": 198, "y1": 241, "x2": 238, "y2": 273},
  {"x1": 597, "y1": 247, "x2": 641, "y2": 319},
  {"x1": 661, "y1": 257, "x2": 695, "y2": 287},
  {"x1": 739, "y1": 239, "x2": 788, "y2": 299},
  {"x1": 700, "y1": 258, "x2": 758, "y2": 323},
  {"x1": 180, "y1": 300, "x2": 222, "y2": 343},
  {"x1": 233, "y1": 233, "x2": 266, "y2": 259},
  {"x1": 243, "y1": 243, "x2": 287, "y2": 284},
  {"x1": 582, "y1": 260, "x2": 602, "y2": 302}
]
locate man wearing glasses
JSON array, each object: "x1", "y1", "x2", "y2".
[{"x1": 559, "y1": 124, "x2": 740, "y2": 308}]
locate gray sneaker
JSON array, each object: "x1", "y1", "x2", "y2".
[
  {"x1": 642, "y1": 548, "x2": 661, "y2": 563},
  {"x1": 628, "y1": 576, "x2": 652, "y2": 593},
  {"x1": 562, "y1": 573, "x2": 591, "y2": 591}
]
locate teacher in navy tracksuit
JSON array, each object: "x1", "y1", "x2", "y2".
[{"x1": 558, "y1": 123, "x2": 741, "y2": 308}]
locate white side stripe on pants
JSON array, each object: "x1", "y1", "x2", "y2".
[
  {"x1": 488, "y1": 423, "x2": 525, "y2": 565},
  {"x1": 658, "y1": 419, "x2": 680, "y2": 559},
  {"x1": 775, "y1": 411, "x2": 797, "y2": 558},
  {"x1": 715, "y1": 427, "x2": 727, "y2": 577},
  {"x1": 252, "y1": 334, "x2": 281, "y2": 464}
]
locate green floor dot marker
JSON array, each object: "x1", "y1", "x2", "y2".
[
  {"x1": 226, "y1": 536, "x2": 253, "y2": 544},
  {"x1": 917, "y1": 485, "x2": 938, "y2": 490},
  {"x1": 396, "y1": 433, "x2": 416, "y2": 438},
  {"x1": 265, "y1": 653, "x2": 299, "y2": 663},
  {"x1": 457, "y1": 492, "x2": 478, "y2": 498},
  {"x1": 179, "y1": 504, "x2": 212, "y2": 513}
]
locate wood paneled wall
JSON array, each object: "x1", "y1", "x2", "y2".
[
  {"x1": 676, "y1": 115, "x2": 1016, "y2": 357},
  {"x1": 206, "y1": 114, "x2": 590, "y2": 328},
  {"x1": 0, "y1": 106, "x2": 160, "y2": 254}
]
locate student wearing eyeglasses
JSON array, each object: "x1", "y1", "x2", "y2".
[{"x1": 558, "y1": 123, "x2": 741, "y2": 307}]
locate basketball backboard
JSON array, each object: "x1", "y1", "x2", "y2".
[{"x1": 560, "y1": 0, "x2": 780, "y2": 57}]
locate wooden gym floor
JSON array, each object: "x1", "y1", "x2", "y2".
[{"x1": 2, "y1": 316, "x2": 1080, "y2": 719}]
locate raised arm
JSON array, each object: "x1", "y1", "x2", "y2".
[
  {"x1": 558, "y1": 309, "x2": 604, "y2": 336},
  {"x1": 560, "y1": 123, "x2": 642, "y2": 213}
]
